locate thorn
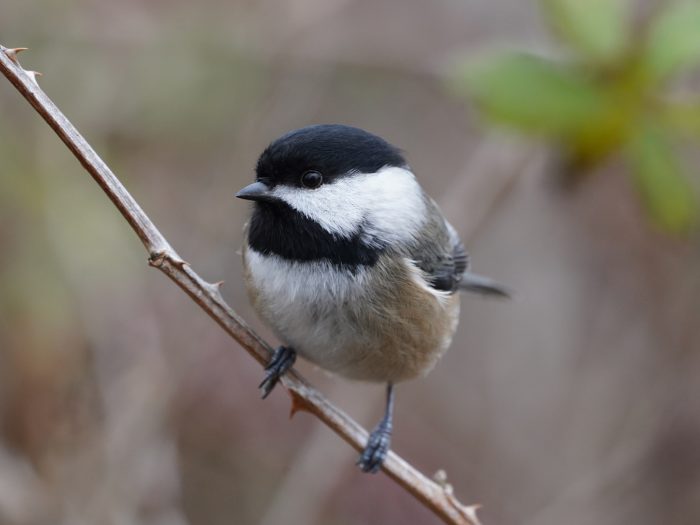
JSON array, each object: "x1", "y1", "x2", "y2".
[
  {"x1": 26, "y1": 71, "x2": 42, "y2": 87},
  {"x1": 207, "y1": 280, "x2": 225, "y2": 300},
  {"x1": 204, "y1": 280, "x2": 225, "y2": 300},
  {"x1": 287, "y1": 389, "x2": 308, "y2": 418},
  {"x1": 464, "y1": 504, "x2": 482, "y2": 525},
  {"x1": 5, "y1": 47, "x2": 28, "y2": 63}
]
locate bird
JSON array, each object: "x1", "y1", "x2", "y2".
[{"x1": 236, "y1": 124, "x2": 508, "y2": 473}]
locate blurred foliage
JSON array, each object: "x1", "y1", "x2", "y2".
[{"x1": 452, "y1": 0, "x2": 700, "y2": 234}]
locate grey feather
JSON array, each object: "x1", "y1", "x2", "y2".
[
  {"x1": 402, "y1": 194, "x2": 510, "y2": 297},
  {"x1": 458, "y1": 272, "x2": 511, "y2": 298},
  {"x1": 401, "y1": 196, "x2": 466, "y2": 292}
]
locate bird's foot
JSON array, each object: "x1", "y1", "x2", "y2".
[
  {"x1": 259, "y1": 346, "x2": 296, "y2": 399},
  {"x1": 357, "y1": 419, "x2": 392, "y2": 474}
]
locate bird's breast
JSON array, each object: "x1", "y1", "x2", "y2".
[{"x1": 243, "y1": 246, "x2": 460, "y2": 382}]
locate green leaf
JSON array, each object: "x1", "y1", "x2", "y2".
[
  {"x1": 542, "y1": 0, "x2": 630, "y2": 64},
  {"x1": 453, "y1": 53, "x2": 609, "y2": 136},
  {"x1": 660, "y1": 99, "x2": 700, "y2": 139},
  {"x1": 644, "y1": 1, "x2": 700, "y2": 81},
  {"x1": 626, "y1": 123, "x2": 698, "y2": 233}
]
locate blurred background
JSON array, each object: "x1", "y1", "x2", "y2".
[{"x1": 1, "y1": 1, "x2": 699, "y2": 524}]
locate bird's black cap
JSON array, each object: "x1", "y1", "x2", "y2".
[{"x1": 255, "y1": 124, "x2": 406, "y2": 186}]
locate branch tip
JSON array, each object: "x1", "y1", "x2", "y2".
[
  {"x1": 434, "y1": 469, "x2": 456, "y2": 495},
  {"x1": 433, "y1": 469, "x2": 448, "y2": 486}
]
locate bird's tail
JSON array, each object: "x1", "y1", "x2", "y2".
[{"x1": 459, "y1": 272, "x2": 511, "y2": 298}]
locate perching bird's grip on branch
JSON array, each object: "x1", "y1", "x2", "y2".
[{"x1": 0, "y1": 45, "x2": 482, "y2": 525}]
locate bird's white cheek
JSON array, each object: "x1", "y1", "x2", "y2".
[
  {"x1": 359, "y1": 167, "x2": 428, "y2": 243},
  {"x1": 270, "y1": 167, "x2": 427, "y2": 242},
  {"x1": 271, "y1": 184, "x2": 365, "y2": 237}
]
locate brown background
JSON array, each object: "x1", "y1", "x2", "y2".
[{"x1": 1, "y1": 1, "x2": 698, "y2": 524}]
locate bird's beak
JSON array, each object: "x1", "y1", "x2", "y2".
[{"x1": 235, "y1": 181, "x2": 275, "y2": 202}]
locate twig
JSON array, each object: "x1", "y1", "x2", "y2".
[{"x1": 0, "y1": 44, "x2": 482, "y2": 525}]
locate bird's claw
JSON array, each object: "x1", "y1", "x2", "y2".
[
  {"x1": 357, "y1": 422, "x2": 392, "y2": 474},
  {"x1": 259, "y1": 346, "x2": 296, "y2": 399}
]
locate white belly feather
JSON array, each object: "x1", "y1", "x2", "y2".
[
  {"x1": 244, "y1": 247, "x2": 460, "y2": 382},
  {"x1": 245, "y1": 248, "x2": 375, "y2": 371}
]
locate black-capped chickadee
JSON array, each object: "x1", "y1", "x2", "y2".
[{"x1": 237, "y1": 124, "x2": 508, "y2": 473}]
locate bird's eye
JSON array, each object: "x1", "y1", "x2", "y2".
[{"x1": 300, "y1": 170, "x2": 323, "y2": 189}]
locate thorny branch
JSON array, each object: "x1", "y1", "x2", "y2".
[{"x1": 0, "y1": 45, "x2": 483, "y2": 525}]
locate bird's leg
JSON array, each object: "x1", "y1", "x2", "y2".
[
  {"x1": 357, "y1": 383, "x2": 395, "y2": 473},
  {"x1": 259, "y1": 346, "x2": 296, "y2": 399}
]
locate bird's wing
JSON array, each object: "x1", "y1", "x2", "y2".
[
  {"x1": 403, "y1": 199, "x2": 467, "y2": 293},
  {"x1": 407, "y1": 198, "x2": 510, "y2": 297},
  {"x1": 422, "y1": 223, "x2": 469, "y2": 293}
]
